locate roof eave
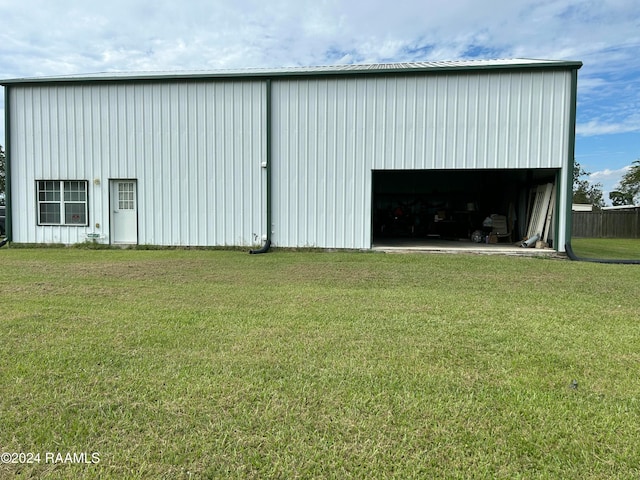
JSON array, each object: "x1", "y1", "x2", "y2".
[{"x1": 0, "y1": 59, "x2": 583, "y2": 86}]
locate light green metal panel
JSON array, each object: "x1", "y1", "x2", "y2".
[
  {"x1": 271, "y1": 78, "x2": 373, "y2": 249},
  {"x1": 271, "y1": 69, "x2": 574, "y2": 249},
  {"x1": 365, "y1": 70, "x2": 572, "y2": 170},
  {"x1": 6, "y1": 61, "x2": 578, "y2": 250},
  {"x1": 8, "y1": 81, "x2": 267, "y2": 246}
]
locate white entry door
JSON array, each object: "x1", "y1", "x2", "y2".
[{"x1": 110, "y1": 180, "x2": 138, "y2": 244}]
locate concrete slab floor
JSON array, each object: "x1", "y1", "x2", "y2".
[{"x1": 371, "y1": 238, "x2": 564, "y2": 257}]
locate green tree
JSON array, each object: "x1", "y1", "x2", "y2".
[
  {"x1": 573, "y1": 160, "x2": 604, "y2": 208},
  {"x1": 609, "y1": 159, "x2": 640, "y2": 206},
  {"x1": 0, "y1": 144, "x2": 5, "y2": 206},
  {"x1": 609, "y1": 190, "x2": 634, "y2": 206}
]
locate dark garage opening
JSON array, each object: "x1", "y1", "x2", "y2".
[{"x1": 372, "y1": 169, "x2": 558, "y2": 247}]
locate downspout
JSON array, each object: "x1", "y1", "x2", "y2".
[
  {"x1": 1, "y1": 85, "x2": 10, "y2": 248},
  {"x1": 249, "y1": 78, "x2": 272, "y2": 254}
]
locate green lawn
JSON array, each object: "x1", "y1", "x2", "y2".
[
  {"x1": 570, "y1": 237, "x2": 640, "y2": 260},
  {"x1": 1, "y1": 248, "x2": 639, "y2": 479}
]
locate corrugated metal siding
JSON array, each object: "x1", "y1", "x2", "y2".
[
  {"x1": 8, "y1": 66, "x2": 573, "y2": 249},
  {"x1": 271, "y1": 79, "x2": 371, "y2": 248},
  {"x1": 9, "y1": 81, "x2": 266, "y2": 245},
  {"x1": 271, "y1": 70, "x2": 572, "y2": 249}
]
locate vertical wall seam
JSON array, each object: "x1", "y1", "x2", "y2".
[{"x1": 4, "y1": 86, "x2": 12, "y2": 240}]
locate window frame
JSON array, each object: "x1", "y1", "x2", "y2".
[{"x1": 36, "y1": 180, "x2": 89, "y2": 226}]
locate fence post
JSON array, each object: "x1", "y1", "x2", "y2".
[{"x1": 599, "y1": 210, "x2": 604, "y2": 237}]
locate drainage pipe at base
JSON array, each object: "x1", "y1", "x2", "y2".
[
  {"x1": 249, "y1": 239, "x2": 271, "y2": 255},
  {"x1": 565, "y1": 242, "x2": 640, "y2": 265}
]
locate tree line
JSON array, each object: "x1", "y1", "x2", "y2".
[{"x1": 573, "y1": 159, "x2": 640, "y2": 208}]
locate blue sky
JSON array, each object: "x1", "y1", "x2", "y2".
[{"x1": 1, "y1": 0, "x2": 639, "y2": 204}]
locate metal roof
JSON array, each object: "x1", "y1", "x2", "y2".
[{"x1": 1, "y1": 58, "x2": 582, "y2": 85}]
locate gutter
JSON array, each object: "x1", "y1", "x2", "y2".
[{"x1": 249, "y1": 78, "x2": 272, "y2": 254}]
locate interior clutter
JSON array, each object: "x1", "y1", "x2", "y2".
[{"x1": 373, "y1": 170, "x2": 557, "y2": 249}]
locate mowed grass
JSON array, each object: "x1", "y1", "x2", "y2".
[
  {"x1": 0, "y1": 248, "x2": 639, "y2": 479},
  {"x1": 571, "y1": 237, "x2": 640, "y2": 260}
]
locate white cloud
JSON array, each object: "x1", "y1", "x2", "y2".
[
  {"x1": 2, "y1": 0, "x2": 640, "y2": 157},
  {"x1": 590, "y1": 166, "x2": 631, "y2": 182},
  {"x1": 577, "y1": 117, "x2": 640, "y2": 136},
  {"x1": 2, "y1": 0, "x2": 639, "y2": 76},
  {"x1": 589, "y1": 165, "x2": 633, "y2": 204}
]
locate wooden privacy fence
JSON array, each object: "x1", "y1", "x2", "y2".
[{"x1": 572, "y1": 210, "x2": 640, "y2": 238}]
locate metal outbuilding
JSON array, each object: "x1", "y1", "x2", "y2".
[{"x1": 1, "y1": 58, "x2": 582, "y2": 251}]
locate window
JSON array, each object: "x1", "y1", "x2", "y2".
[
  {"x1": 118, "y1": 181, "x2": 135, "y2": 210},
  {"x1": 37, "y1": 180, "x2": 88, "y2": 225}
]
